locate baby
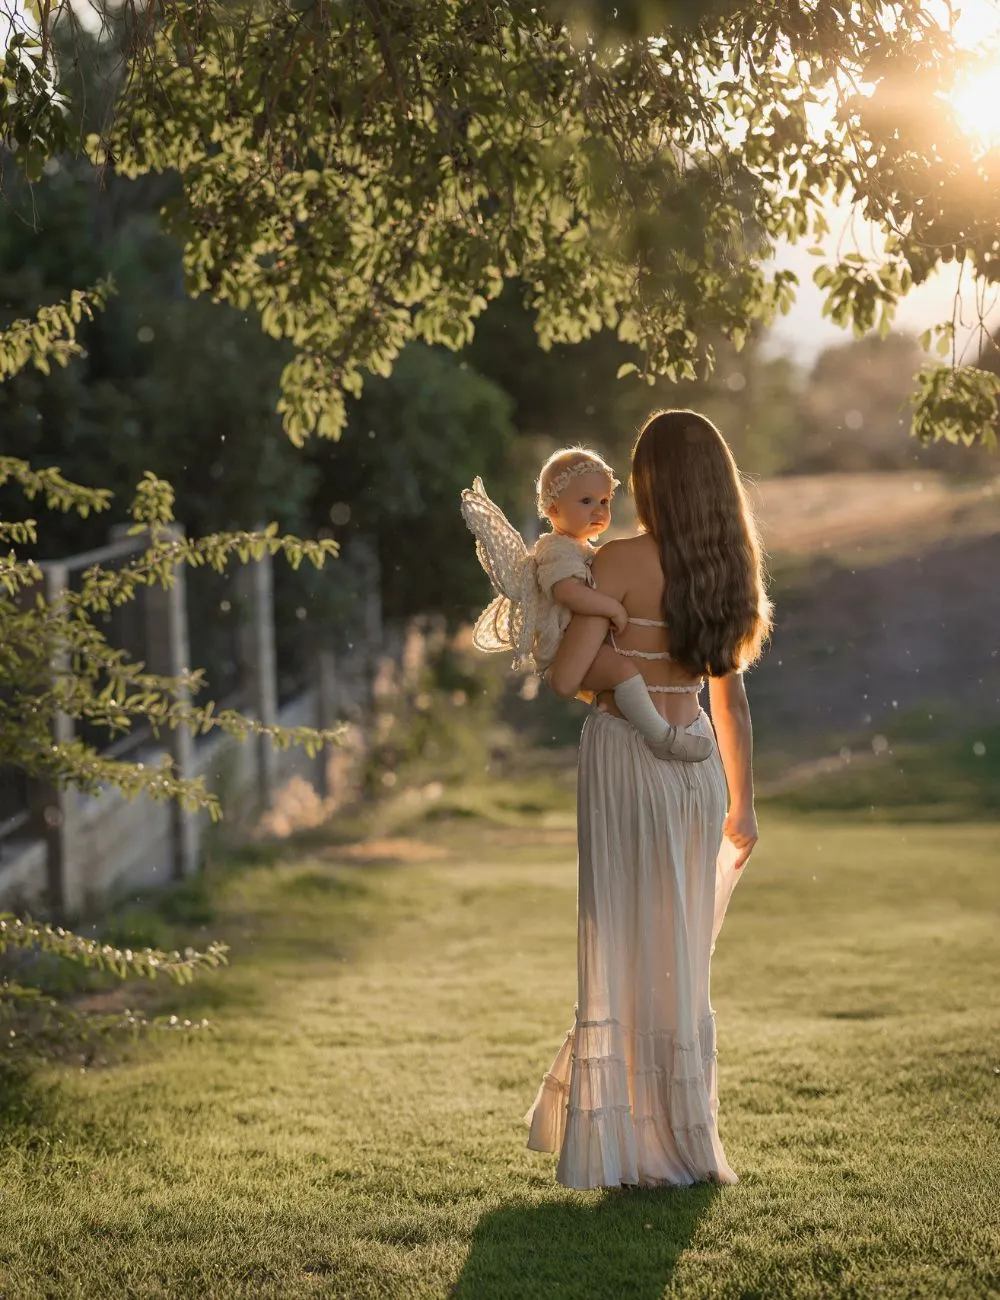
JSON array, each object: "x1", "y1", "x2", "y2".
[{"x1": 461, "y1": 447, "x2": 712, "y2": 762}]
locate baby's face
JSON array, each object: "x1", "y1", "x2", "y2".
[{"x1": 547, "y1": 471, "x2": 614, "y2": 541}]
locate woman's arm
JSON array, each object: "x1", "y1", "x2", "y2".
[{"x1": 708, "y1": 673, "x2": 758, "y2": 869}]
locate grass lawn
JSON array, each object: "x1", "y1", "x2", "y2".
[{"x1": 0, "y1": 772, "x2": 997, "y2": 1299}]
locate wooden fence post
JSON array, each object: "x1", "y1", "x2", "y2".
[
  {"x1": 143, "y1": 526, "x2": 199, "y2": 879},
  {"x1": 316, "y1": 648, "x2": 338, "y2": 800},
  {"x1": 237, "y1": 545, "x2": 279, "y2": 813},
  {"x1": 33, "y1": 563, "x2": 84, "y2": 916},
  {"x1": 348, "y1": 534, "x2": 383, "y2": 712}
]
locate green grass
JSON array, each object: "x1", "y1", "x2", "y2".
[{"x1": 0, "y1": 771, "x2": 997, "y2": 1299}]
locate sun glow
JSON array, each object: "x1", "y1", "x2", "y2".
[{"x1": 947, "y1": 61, "x2": 1000, "y2": 151}]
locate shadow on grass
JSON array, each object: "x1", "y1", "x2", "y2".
[{"x1": 452, "y1": 1184, "x2": 720, "y2": 1300}]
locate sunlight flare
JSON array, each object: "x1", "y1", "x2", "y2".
[{"x1": 947, "y1": 61, "x2": 1000, "y2": 149}]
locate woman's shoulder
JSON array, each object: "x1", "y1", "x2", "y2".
[{"x1": 594, "y1": 533, "x2": 657, "y2": 568}]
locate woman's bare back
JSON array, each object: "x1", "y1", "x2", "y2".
[{"x1": 593, "y1": 534, "x2": 703, "y2": 726}]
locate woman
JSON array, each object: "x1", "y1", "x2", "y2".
[{"x1": 525, "y1": 409, "x2": 771, "y2": 1190}]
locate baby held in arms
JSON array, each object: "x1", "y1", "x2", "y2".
[{"x1": 460, "y1": 447, "x2": 712, "y2": 762}]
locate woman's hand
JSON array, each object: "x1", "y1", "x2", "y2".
[
  {"x1": 610, "y1": 602, "x2": 629, "y2": 635},
  {"x1": 723, "y1": 805, "x2": 758, "y2": 870}
]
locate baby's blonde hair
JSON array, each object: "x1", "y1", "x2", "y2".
[{"x1": 536, "y1": 446, "x2": 620, "y2": 518}]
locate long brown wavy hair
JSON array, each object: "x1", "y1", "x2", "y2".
[{"x1": 630, "y1": 409, "x2": 772, "y2": 677}]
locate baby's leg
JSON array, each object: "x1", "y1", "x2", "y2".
[
  {"x1": 583, "y1": 645, "x2": 712, "y2": 763},
  {"x1": 580, "y1": 643, "x2": 640, "y2": 692}
]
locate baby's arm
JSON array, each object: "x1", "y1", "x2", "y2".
[{"x1": 551, "y1": 577, "x2": 628, "y2": 634}]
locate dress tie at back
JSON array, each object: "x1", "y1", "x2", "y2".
[{"x1": 610, "y1": 619, "x2": 704, "y2": 694}]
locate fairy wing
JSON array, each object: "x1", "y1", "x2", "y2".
[
  {"x1": 472, "y1": 593, "x2": 514, "y2": 655},
  {"x1": 460, "y1": 477, "x2": 529, "y2": 600},
  {"x1": 460, "y1": 478, "x2": 536, "y2": 663}
]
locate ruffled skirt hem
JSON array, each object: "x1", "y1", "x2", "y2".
[{"x1": 525, "y1": 1013, "x2": 737, "y2": 1190}]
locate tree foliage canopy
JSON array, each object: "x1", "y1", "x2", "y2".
[{"x1": 4, "y1": 0, "x2": 1000, "y2": 448}]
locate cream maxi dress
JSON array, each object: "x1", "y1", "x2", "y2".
[{"x1": 525, "y1": 667, "x2": 743, "y2": 1189}]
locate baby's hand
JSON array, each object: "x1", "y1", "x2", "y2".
[{"x1": 611, "y1": 602, "x2": 629, "y2": 635}]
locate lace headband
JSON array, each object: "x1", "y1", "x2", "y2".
[{"x1": 537, "y1": 459, "x2": 620, "y2": 514}]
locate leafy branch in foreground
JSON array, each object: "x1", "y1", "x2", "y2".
[
  {"x1": 0, "y1": 447, "x2": 306, "y2": 1039},
  {"x1": 911, "y1": 364, "x2": 1000, "y2": 450},
  {"x1": 0, "y1": 452, "x2": 113, "y2": 520},
  {"x1": 0, "y1": 259, "x2": 337, "y2": 1054},
  {"x1": 0, "y1": 452, "x2": 325, "y2": 1045},
  {"x1": 0, "y1": 918, "x2": 224, "y2": 1059},
  {"x1": 0, "y1": 280, "x2": 115, "y2": 383},
  {"x1": 1, "y1": 456, "x2": 343, "y2": 817},
  {"x1": 0, "y1": 981, "x2": 213, "y2": 1061},
  {"x1": 0, "y1": 914, "x2": 228, "y2": 983}
]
